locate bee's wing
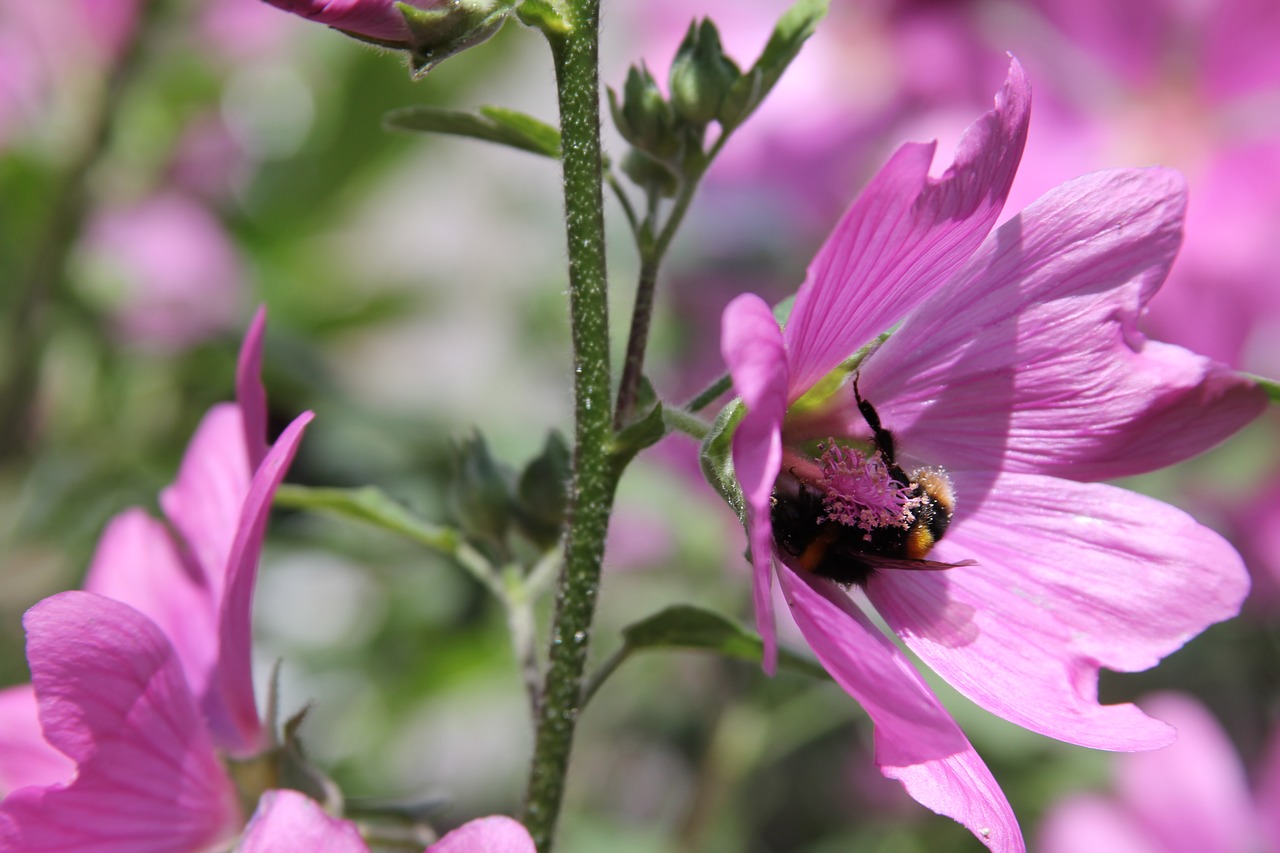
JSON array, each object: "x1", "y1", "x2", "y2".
[{"x1": 863, "y1": 556, "x2": 975, "y2": 572}]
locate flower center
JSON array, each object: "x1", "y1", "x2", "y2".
[{"x1": 816, "y1": 440, "x2": 922, "y2": 533}]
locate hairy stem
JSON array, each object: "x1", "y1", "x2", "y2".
[{"x1": 522, "y1": 2, "x2": 619, "y2": 849}]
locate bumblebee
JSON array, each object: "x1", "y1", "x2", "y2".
[{"x1": 770, "y1": 382, "x2": 961, "y2": 587}]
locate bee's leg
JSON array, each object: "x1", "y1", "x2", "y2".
[{"x1": 853, "y1": 374, "x2": 897, "y2": 465}]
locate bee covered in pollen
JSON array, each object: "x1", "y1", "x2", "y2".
[{"x1": 769, "y1": 379, "x2": 967, "y2": 587}]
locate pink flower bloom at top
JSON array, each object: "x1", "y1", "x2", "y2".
[
  {"x1": 719, "y1": 59, "x2": 1266, "y2": 851},
  {"x1": 1038, "y1": 693, "x2": 1279, "y2": 853}
]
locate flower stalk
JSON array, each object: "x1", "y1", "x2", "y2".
[{"x1": 522, "y1": 0, "x2": 619, "y2": 848}]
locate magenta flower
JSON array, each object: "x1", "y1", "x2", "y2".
[
  {"x1": 261, "y1": 0, "x2": 428, "y2": 42},
  {"x1": 1038, "y1": 693, "x2": 1280, "y2": 853},
  {"x1": 0, "y1": 310, "x2": 312, "y2": 846},
  {"x1": 79, "y1": 191, "x2": 244, "y2": 352},
  {"x1": 719, "y1": 59, "x2": 1266, "y2": 850},
  {"x1": 240, "y1": 788, "x2": 536, "y2": 852}
]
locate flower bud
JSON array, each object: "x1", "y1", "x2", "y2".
[
  {"x1": 667, "y1": 19, "x2": 740, "y2": 127},
  {"x1": 515, "y1": 430, "x2": 570, "y2": 548},
  {"x1": 621, "y1": 148, "x2": 679, "y2": 198},
  {"x1": 609, "y1": 65, "x2": 678, "y2": 159},
  {"x1": 260, "y1": 0, "x2": 513, "y2": 75},
  {"x1": 449, "y1": 432, "x2": 515, "y2": 545}
]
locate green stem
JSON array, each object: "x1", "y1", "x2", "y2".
[
  {"x1": 523, "y1": 3, "x2": 619, "y2": 849},
  {"x1": 612, "y1": 134, "x2": 731, "y2": 428}
]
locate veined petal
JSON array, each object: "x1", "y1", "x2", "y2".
[
  {"x1": 723, "y1": 294, "x2": 789, "y2": 674},
  {"x1": 239, "y1": 790, "x2": 368, "y2": 853},
  {"x1": 868, "y1": 472, "x2": 1246, "y2": 749},
  {"x1": 0, "y1": 592, "x2": 241, "y2": 852},
  {"x1": 858, "y1": 168, "x2": 1266, "y2": 480},
  {"x1": 237, "y1": 306, "x2": 270, "y2": 471},
  {"x1": 782, "y1": 58, "x2": 1030, "y2": 397},
  {"x1": 0, "y1": 686, "x2": 72, "y2": 795},
  {"x1": 1115, "y1": 693, "x2": 1259, "y2": 853},
  {"x1": 427, "y1": 816, "x2": 537, "y2": 853},
  {"x1": 158, "y1": 402, "x2": 251, "y2": 604},
  {"x1": 778, "y1": 564, "x2": 1023, "y2": 852},
  {"x1": 208, "y1": 411, "x2": 313, "y2": 757},
  {"x1": 82, "y1": 510, "x2": 218, "y2": 703}
]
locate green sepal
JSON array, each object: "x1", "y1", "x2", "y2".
[
  {"x1": 719, "y1": 0, "x2": 829, "y2": 131},
  {"x1": 396, "y1": 0, "x2": 515, "y2": 77},
  {"x1": 273, "y1": 483, "x2": 460, "y2": 554},
  {"x1": 618, "y1": 605, "x2": 828, "y2": 680},
  {"x1": 515, "y1": 0, "x2": 570, "y2": 35},
  {"x1": 699, "y1": 399, "x2": 746, "y2": 525},
  {"x1": 383, "y1": 105, "x2": 561, "y2": 158},
  {"x1": 515, "y1": 429, "x2": 571, "y2": 549},
  {"x1": 1244, "y1": 372, "x2": 1280, "y2": 404}
]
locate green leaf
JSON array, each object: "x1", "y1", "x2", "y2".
[
  {"x1": 383, "y1": 105, "x2": 561, "y2": 158},
  {"x1": 699, "y1": 400, "x2": 746, "y2": 524},
  {"x1": 720, "y1": 0, "x2": 829, "y2": 131},
  {"x1": 1244, "y1": 372, "x2": 1280, "y2": 404},
  {"x1": 619, "y1": 605, "x2": 828, "y2": 680},
  {"x1": 274, "y1": 484, "x2": 460, "y2": 554}
]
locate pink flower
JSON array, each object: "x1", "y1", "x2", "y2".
[
  {"x1": 1038, "y1": 693, "x2": 1280, "y2": 853},
  {"x1": 79, "y1": 191, "x2": 245, "y2": 351},
  {"x1": 0, "y1": 310, "x2": 534, "y2": 850},
  {"x1": 241, "y1": 789, "x2": 536, "y2": 853},
  {"x1": 719, "y1": 59, "x2": 1266, "y2": 851},
  {"x1": 0, "y1": 310, "x2": 313, "y2": 846}
]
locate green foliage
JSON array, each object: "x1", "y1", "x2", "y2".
[
  {"x1": 383, "y1": 105, "x2": 562, "y2": 157},
  {"x1": 719, "y1": 0, "x2": 830, "y2": 131},
  {"x1": 274, "y1": 484, "x2": 461, "y2": 554},
  {"x1": 617, "y1": 605, "x2": 828, "y2": 680}
]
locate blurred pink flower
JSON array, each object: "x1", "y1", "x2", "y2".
[
  {"x1": 0, "y1": 0, "x2": 140, "y2": 148},
  {"x1": 242, "y1": 789, "x2": 536, "y2": 853},
  {"x1": 720, "y1": 59, "x2": 1266, "y2": 851},
  {"x1": 80, "y1": 191, "x2": 245, "y2": 351},
  {"x1": 0, "y1": 311, "x2": 313, "y2": 846},
  {"x1": 1038, "y1": 692, "x2": 1280, "y2": 853}
]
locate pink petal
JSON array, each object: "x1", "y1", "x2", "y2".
[
  {"x1": 82, "y1": 509, "x2": 218, "y2": 703},
  {"x1": 239, "y1": 789, "x2": 368, "y2": 853},
  {"x1": 778, "y1": 563, "x2": 1024, "y2": 852},
  {"x1": 858, "y1": 168, "x2": 1266, "y2": 481},
  {"x1": 722, "y1": 293, "x2": 790, "y2": 674},
  {"x1": 427, "y1": 815, "x2": 537, "y2": 853},
  {"x1": 868, "y1": 472, "x2": 1246, "y2": 749},
  {"x1": 208, "y1": 411, "x2": 313, "y2": 756},
  {"x1": 1037, "y1": 794, "x2": 1161, "y2": 853},
  {"x1": 0, "y1": 592, "x2": 241, "y2": 851},
  {"x1": 159, "y1": 402, "x2": 251, "y2": 605},
  {"x1": 259, "y1": 0, "x2": 410, "y2": 43},
  {"x1": 0, "y1": 685, "x2": 73, "y2": 795},
  {"x1": 1114, "y1": 693, "x2": 1260, "y2": 853},
  {"x1": 237, "y1": 306, "x2": 270, "y2": 471},
  {"x1": 782, "y1": 58, "x2": 1030, "y2": 396}
]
